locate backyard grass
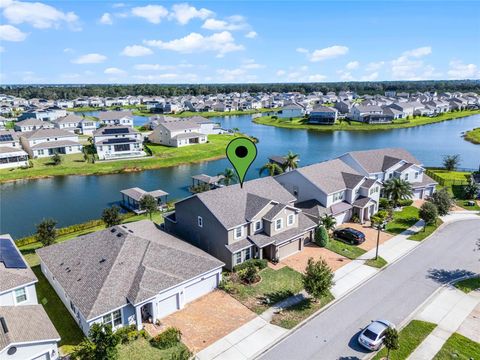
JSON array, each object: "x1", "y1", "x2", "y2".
[
  {"x1": 433, "y1": 333, "x2": 480, "y2": 360},
  {"x1": 31, "y1": 266, "x2": 85, "y2": 355},
  {"x1": 118, "y1": 337, "x2": 190, "y2": 360},
  {"x1": 229, "y1": 267, "x2": 304, "y2": 314},
  {"x1": 372, "y1": 320, "x2": 437, "y2": 360},
  {"x1": 253, "y1": 109, "x2": 480, "y2": 132},
  {"x1": 0, "y1": 134, "x2": 236, "y2": 183},
  {"x1": 385, "y1": 206, "x2": 419, "y2": 235},
  {"x1": 408, "y1": 219, "x2": 443, "y2": 241},
  {"x1": 325, "y1": 238, "x2": 366, "y2": 259},
  {"x1": 365, "y1": 256, "x2": 388, "y2": 268},
  {"x1": 270, "y1": 293, "x2": 334, "y2": 329},
  {"x1": 464, "y1": 127, "x2": 480, "y2": 144},
  {"x1": 454, "y1": 277, "x2": 480, "y2": 293}
]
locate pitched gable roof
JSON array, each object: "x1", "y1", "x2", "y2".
[{"x1": 346, "y1": 148, "x2": 421, "y2": 173}]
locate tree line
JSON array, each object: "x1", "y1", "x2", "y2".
[{"x1": 1, "y1": 80, "x2": 480, "y2": 100}]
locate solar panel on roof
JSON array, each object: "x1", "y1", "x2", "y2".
[
  {"x1": 104, "y1": 128, "x2": 129, "y2": 135},
  {"x1": 0, "y1": 238, "x2": 27, "y2": 269},
  {"x1": 0, "y1": 134, "x2": 14, "y2": 142}
]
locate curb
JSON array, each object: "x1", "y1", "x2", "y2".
[{"x1": 253, "y1": 216, "x2": 480, "y2": 360}]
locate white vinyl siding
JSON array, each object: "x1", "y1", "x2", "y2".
[
  {"x1": 287, "y1": 214, "x2": 294, "y2": 226},
  {"x1": 14, "y1": 287, "x2": 27, "y2": 304},
  {"x1": 275, "y1": 218, "x2": 283, "y2": 230}
]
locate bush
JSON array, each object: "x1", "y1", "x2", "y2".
[
  {"x1": 233, "y1": 258, "x2": 267, "y2": 272},
  {"x1": 428, "y1": 188, "x2": 453, "y2": 216},
  {"x1": 379, "y1": 197, "x2": 392, "y2": 209},
  {"x1": 150, "y1": 327, "x2": 182, "y2": 349},
  {"x1": 350, "y1": 214, "x2": 360, "y2": 223},
  {"x1": 115, "y1": 325, "x2": 143, "y2": 344},
  {"x1": 314, "y1": 226, "x2": 329, "y2": 247},
  {"x1": 237, "y1": 262, "x2": 259, "y2": 284},
  {"x1": 397, "y1": 199, "x2": 413, "y2": 207},
  {"x1": 218, "y1": 277, "x2": 236, "y2": 294}
]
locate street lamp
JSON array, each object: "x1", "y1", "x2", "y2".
[{"x1": 374, "y1": 220, "x2": 386, "y2": 260}]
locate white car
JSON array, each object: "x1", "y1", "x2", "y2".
[{"x1": 358, "y1": 320, "x2": 395, "y2": 351}]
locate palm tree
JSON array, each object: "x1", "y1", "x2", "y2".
[
  {"x1": 383, "y1": 178, "x2": 413, "y2": 208},
  {"x1": 320, "y1": 214, "x2": 337, "y2": 233},
  {"x1": 283, "y1": 151, "x2": 299, "y2": 171},
  {"x1": 218, "y1": 168, "x2": 238, "y2": 186},
  {"x1": 259, "y1": 162, "x2": 284, "y2": 177}
]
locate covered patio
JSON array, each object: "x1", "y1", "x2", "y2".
[
  {"x1": 120, "y1": 187, "x2": 169, "y2": 214},
  {"x1": 352, "y1": 197, "x2": 377, "y2": 224}
]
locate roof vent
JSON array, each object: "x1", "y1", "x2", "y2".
[
  {"x1": 128, "y1": 230, "x2": 134, "y2": 233},
  {"x1": 0, "y1": 317, "x2": 8, "y2": 334},
  {"x1": 111, "y1": 228, "x2": 116, "y2": 233},
  {"x1": 99, "y1": 258, "x2": 106, "y2": 264},
  {"x1": 116, "y1": 233, "x2": 123, "y2": 237}
]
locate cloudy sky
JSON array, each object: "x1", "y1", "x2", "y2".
[{"x1": 1, "y1": 0, "x2": 479, "y2": 84}]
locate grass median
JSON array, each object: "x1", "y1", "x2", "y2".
[{"x1": 434, "y1": 333, "x2": 480, "y2": 360}]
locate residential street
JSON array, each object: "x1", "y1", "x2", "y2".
[{"x1": 258, "y1": 218, "x2": 480, "y2": 360}]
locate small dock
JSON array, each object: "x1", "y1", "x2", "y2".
[
  {"x1": 120, "y1": 187, "x2": 169, "y2": 214},
  {"x1": 190, "y1": 174, "x2": 225, "y2": 193}
]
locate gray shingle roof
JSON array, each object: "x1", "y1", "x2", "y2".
[
  {"x1": 21, "y1": 128, "x2": 74, "y2": 140},
  {"x1": 160, "y1": 120, "x2": 200, "y2": 132},
  {"x1": 36, "y1": 220, "x2": 223, "y2": 320},
  {"x1": 263, "y1": 203, "x2": 287, "y2": 221},
  {"x1": 54, "y1": 113, "x2": 83, "y2": 124},
  {"x1": 411, "y1": 174, "x2": 438, "y2": 188},
  {"x1": 97, "y1": 110, "x2": 133, "y2": 121},
  {"x1": 0, "y1": 305, "x2": 60, "y2": 351},
  {"x1": 192, "y1": 177, "x2": 296, "y2": 230},
  {"x1": 346, "y1": 148, "x2": 421, "y2": 173},
  {"x1": 31, "y1": 140, "x2": 81, "y2": 150}
]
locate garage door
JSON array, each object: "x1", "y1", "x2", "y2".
[
  {"x1": 334, "y1": 211, "x2": 348, "y2": 225},
  {"x1": 278, "y1": 239, "x2": 301, "y2": 260},
  {"x1": 184, "y1": 273, "x2": 219, "y2": 304},
  {"x1": 413, "y1": 189, "x2": 423, "y2": 199},
  {"x1": 157, "y1": 294, "x2": 179, "y2": 318}
]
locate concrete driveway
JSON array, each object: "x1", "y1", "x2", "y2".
[
  {"x1": 160, "y1": 290, "x2": 256, "y2": 353},
  {"x1": 338, "y1": 222, "x2": 394, "y2": 251}
]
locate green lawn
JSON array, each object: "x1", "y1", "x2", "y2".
[
  {"x1": 31, "y1": 266, "x2": 85, "y2": 355},
  {"x1": 464, "y1": 127, "x2": 480, "y2": 144},
  {"x1": 229, "y1": 267, "x2": 304, "y2": 314},
  {"x1": 365, "y1": 256, "x2": 388, "y2": 268},
  {"x1": 454, "y1": 277, "x2": 480, "y2": 293},
  {"x1": 408, "y1": 219, "x2": 443, "y2": 241},
  {"x1": 373, "y1": 320, "x2": 437, "y2": 360},
  {"x1": 118, "y1": 338, "x2": 190, "y2": 360},
  {"x1": 325, "y1": 238, "x2": 366, "y2": 259},
  {"x1": 385, "y1": 206, "x2": 420, "y2": 235},
  {"x1": 0, "y1": 134, "x2": 236, "y2": 183},
  {"x1": 270, "y1": 293, "x2": 334, "y2": 329},
  {"x1": 253, "y1": 109, "x2": 480, "y2": 132},
  {"x1": 434, "y1": 333, "x2": 480, "y2": 360}
]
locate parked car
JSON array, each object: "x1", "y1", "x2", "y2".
[
  {"x1": 333, "y1": 227, "x2": 366, "y2": 245},
  {"x1": 358, "y1": 320, "x2": 395, "y2": 351}
]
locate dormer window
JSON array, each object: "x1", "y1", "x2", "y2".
[
  {"x1": 287, "y1": 214, "x2": 295, "y2": 226},
  {"x1": 275, "y1": 218, "x2": 283, "y2": 230},
  {"x1": 415, "y1": 171, "x2": 419, "y2": 179},
  {"x1": 254, "y1": 220, "x2": 262, "y2": 231},
  {"x1": 332, "y1": 190, "x2": 345, "y2": 202},
  {"x1": 405, "y1": 173, "x2": 409, "y2": 180}
]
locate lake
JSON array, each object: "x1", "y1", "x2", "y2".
[{"x1": 1, "y1": 113, "x2": 479, "y2": 238}]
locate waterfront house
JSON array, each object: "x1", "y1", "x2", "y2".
[
  {"x1": 148, "y1": 119, "x2": 207, "y2": 147},
  {"x1": 36, "y1": 220, "x2": 224, "y2": 335},
  {"x1": 120, "y1": 187, "x2": 169, "y2": 213},
  {"x1": 93, "y1": 126, "x2": 145, "y2": 160},
  {"x1": 338, "y1": 148, "x2": 437, "y2": 199},
  {"x1": 19, "y1": 128, "x2": 83, "y2": 158},
  {"x1": 0, "y1": 234, "x2": 60, "y2": 360},
  {"x1": 164, "y1": 177, "x2": 316, "y2": 270},
  {"x1": 0, "y1": 130, "x2": 28, "y2": 169},
  {"x1": 18, "y1": 107, "x2": 67, "y2": 122},
  {"x1": 308, "y1": 105, "x2": 338, "y2": 124},
  {"x1": 52, "y1": 113, "x2": 83, "y2": 133},
  {"x1": 334, "y1": 100, "x2": 352, "y2": 115},
  {"x1": 278, "y1": 104, "x2": 304, "y2": 119},
  {"x1": 191, "y1": 174, "x2": 225, "y2": 190},
  {"x1": 79, "y1": 117, "x2": 98, "y2": 135},
  {"x1": 350, "y1": 105, "x2": 392, "y2": 123},
  {"x1": 97, "y1": 111, "x2": 134, "y2": 127},
  {"x1": 14, "y1": 118, "x2": 54, "y2": 132}
]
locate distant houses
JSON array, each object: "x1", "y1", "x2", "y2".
[{"x1": 308, "y1": 106, "x2": 338, "y2": 124}]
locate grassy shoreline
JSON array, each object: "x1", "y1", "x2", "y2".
[
  {"x1": 464, "y1": 127, "x2": 480, "y2": 144},
  {"x1": 132, "y1": 107, "x2": 276, "y2": 118},
  {"x1": 0, "y1": 134, "x2": 236, "y2": 183},
  {"x1": 253, "y1": 109, "x2": 480, "y2": 132}
]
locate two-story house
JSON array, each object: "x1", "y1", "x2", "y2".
[
  {"x1": 0, "y1": 130, "x2": 29, "y2": 169},
  {"x1": 19, "y1": 128, "x2": 83, "y2": 158},
  {"x1": 97, "y1": 111, "x2": 134, "y2": 127},
  {"x1": 14, "y1": 118, "x2": 54, "y2": 132},
  {"x1": 337, "y1": 148, "x2": 437, "y2": 199},
  {"x1": 276, "y1": 159, "x2": 382, "y2": 225},
  {"x1": 350, "y1": 105, "x2": 392, "y2": 123},
  {"x1": 164, "y1": 177, "x2": 317, "y2": 270},
  {"x1": 0, "y1": 234, "x2": 60, "y2": 360},
  {"x1": 94, "y1": 126, "x2": 145, "y2": 160},
  {"x1": 308, "y1": 105, "x2": 338, "y2": 124},
  {"x1": 52, "y1": 113, "x2": 83, "y2": 133},
  {"x1": 148, "y1": 119, "x2": 208, "y2": 147}
]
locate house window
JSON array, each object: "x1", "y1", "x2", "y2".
[
  {"x1": 254, "y1": 220, "x2": 262, "y2": 231},
  {"x1": 389, "y1": 173, "x2": 393, "y2": 179},
  {"x1": 287, "y1": 214, "x2": 294, "y2": 226},
  {"x1": 14, "y1": 287, "x2": 27, "y2": 303},
  {"x1": 332, "y1": 191, "x2": 345, "y2": 202},
  {"x1": 234, "y1": 226, "x2": 243, "y2": 239},
  {"x1": 197, "y1": 216, "x2": 203, "y2": 228},
  {"x1": 235, "y1": 252, "x2": 242, "y2": 265},
  {"x1": 103, "y1": 309, "x2": 122, "y2": 328},
  {"x1": 405, "y1": 173, "x2": 409, "y2": 180},
  {"x1": 275, "y1": 218, "x2": 283, "y2": 230},
  {"x1": 415, "y1": 172, "x2": 419, "y2": 179},
  {"x1": 244, "y1": 248, "x2": 251, "y2": 260}
]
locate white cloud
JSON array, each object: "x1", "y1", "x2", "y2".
[
  {"x1": 170, "y1": 3, "x2": 213, "y2": 25},
  {"x1": 1, "y1": 0, "x2": 80, "y2": 30},
  {"x1": 447, "y1": 60, "x2": 480, "y2": 79},
  {"x1": 112, "y1": 3, "x2": 125, "y2": 8},
  {"x1": 121, "y1": 45, "x2": 153, "y2": 57},
  {"x1": 366, "y1": 61, "x2": 385, "y2": 72},
  {"x1": 241, "y1": 59, "x2": 264, "y2": 69},
  {"x1": 308, "y1": 74, "x2": 327, "y2": 82},
  {"x1": 63, "y1": 47, "x2": 74, "y2": 53},
  {"x1": 337, "y1": 70, "x2": 354, "y2": 81},
  {"x1": 0, "y1": 46, "x2": 4, "y2": 53},
  {"x1": 99, "y1": 12, "x2": 113, "y2": 25},
  {"x1": 131, "y1": 4, "x2": 168, "y2": 24},
  {"x1": 361, "y1": 72, "x2": 379, "y2": 81},
  {"x1": 276, "y1": 70, "x2": 286, "y2": 76},
  {"x1": 132, "y1": 73, "x2": 199, "y2": 83},
  {"x1": 402, "y1": 46, "x2": 432, "y2": 58},
  {"x1": 0, "y1": 24, "x2": 27, "y2": 41},
  {"x1": 104, "y1": 67, "x2": 127, "y2": 75},
  {"x1": 298, "y1": 45, "x2": 349, "y2": 62},
  {"x1": 72, "y1": 53, "x2": 107, "y2": 64},
  {"x1": 144, "y1": 31, "x2": 244, "y2": 57},
  {"x1": 245, "y1": 31, "x2": 257, "y2": 38},
  {"x1": 217, "y1": 68, "x2": 247, "y2": 81},
  {"x1": 346, "y1": 61, "x2": 359, "y2": 70},
  {"x1": 202, "y1": 15, "x2": 248, "y2": 31},
  {"x1": 134, "y1": 63, "x2": 194, "y2": 71},
  {"x1": 391, "y1": 46, "x2": 435, "y2": 80}
]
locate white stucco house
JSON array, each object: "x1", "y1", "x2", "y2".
[
  {"x1": 0, "y1": 130, "x2": 28, "y2": 169},
  {"x1": 36, "y1": 220, "x2": 224, "y2": 336},
  {"x1": 19, "y1": 128, "x2": 83, "y2": 158},
  {"x1": 97, "y1": 111, "x2": 134, "y2": 127},
  {"x1": 148, "y1": 119, "x2": 208, "y2": 147},
  {"x1": 93, "y1": 126, "x2": 145, "y2": 160}
]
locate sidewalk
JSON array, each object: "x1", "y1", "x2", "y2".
[
  {"x1": 407, "y1": 285, "x2": 480, "y2": 360},
  {"x1": 196, "y1": 212, "x2": 478, "y2": 360}
]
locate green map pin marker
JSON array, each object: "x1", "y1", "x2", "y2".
[{"x1": 226, "y1": 137, "x2": 257, "y2": 188}]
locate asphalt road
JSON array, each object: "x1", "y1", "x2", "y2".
[{"x1": 258, "y1": 218, "x2": 480, "y2": 360}]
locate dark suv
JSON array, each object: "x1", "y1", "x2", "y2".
[{"x1": 333, "y1": 227, "x2": 366, "y2": 245}]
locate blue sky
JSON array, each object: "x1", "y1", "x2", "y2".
[{"x1": 1, "y1": 1, "x2": 479, "y2": 84}]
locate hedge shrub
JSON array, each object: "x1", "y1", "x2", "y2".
[
  {"x1": 233, "y1": 258, "x2": 267, "y2": 272},
  {"x1": 314, "y1": 226, "x2": 329, "y2": 247},
  {"x1": 397, "y1": 199, "x2": 414, "y2": 207},
  {"x1": 150, "y1": 327, "x2": 182, "y2": 349},
  {"x1": 115, "y1": 325, "x2": 147, "y2": 344}
]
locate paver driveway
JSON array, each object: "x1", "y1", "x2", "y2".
[
  {"x1": 160, "y1": 290, "x2": 256, "y2": 353},
  {"x1": 338, "y1": 222, "x2": 393, "y2": 251}
]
